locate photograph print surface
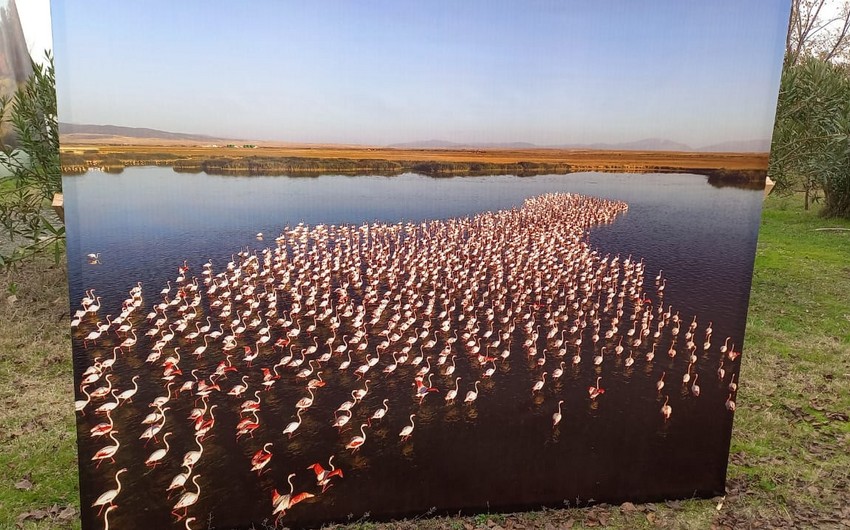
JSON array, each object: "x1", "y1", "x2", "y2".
[{"x1": 54, "y1": 2, "x2": 791, "y2": 528}]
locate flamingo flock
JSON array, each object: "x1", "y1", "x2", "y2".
[{"x1": 72, "y1": 192, "x2": 742, "y2": 528}]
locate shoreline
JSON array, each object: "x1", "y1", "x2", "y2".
[{"x1": 59, "y1": 145, "x2": 769, "y2": 186}]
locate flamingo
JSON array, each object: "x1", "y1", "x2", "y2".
[
  {"x1": 729, "y1": 373, "x2": 738, "y2": 392},
  {"x1": 588, "y1": 376, "x2": 605, "y2": 400},
  {"x1": 145, "y1": 432, "x2": 172, "y2": 468},
  {"x1": 101, "y1": 348, "x2": 119, "y2": 372},
  {"x1": 195, "y1": 405, "x2": 218, "y2": 441},
  {"x1": 310, "y1": 456, "x2": 344, "y2": 492},
  {"x1": 553, "y1": 400, "x2": 564, "y2": 426},
  {"x1": 142, "y1": 404, "x2": 169, "y2": 426},
  {"x1": 444, "y1": 355, "x2": 457, "y2": 376},
  {"x1": 92, "y1": 468, "x2": 127, "y2": 516},
  {"x1": 725, "y1": 392, "x2": 737, "y2": 411},
  {"x1": 532, "y1": 372, "x2": 547, "y2": 394},
  {"x1": 236, "y1": 410, "x2": 261, "y2": 439},
  {"x1": 727, "y1": 343, "x2": 741, "y2": 361},
  {"x1": 656, "y1": 371, "x2": 666, "y2": 392},
  {"x1": 272, "y1": 473, "x2": 314, "y2": 523},
  {"x1": 92, "y1": 431, "x2": 120, "y2": 468},
  {"x1": 296, "y1": 360, "x2": 316, "y2": 380},
  {"x1": 464, "y1": 380, "x2": 481, "y2": 404},
  {"x1": 140, "y1": 414, "x2": 167, "y2": 446},
  {"x1": 295, "y1": 388, "x2": 315, "y2": 410},
  {"x1": 552, "y1": 361, "x2": 566, "y2": 379},
  {"x1": 86, "y1": 296, "x2": 102, "y2": 314},
  {"x1": 167, "y1": 465, "x2": 193, "y2": 495},
  {"x1": 333, "y1": 409, "x2": 353, "y2": 430},
  {"x1": 661, "y1": 395, "x2": 672, "y2": 420},
  {"x1": 399, "y1": 414, "x2": 416, "y2": 441},
  {"x1": 346, "y1": 423, "x2": 368, "y2": 452},
  {"x1": 445, "y1": 377, "x2": 462, "y2": 404},
  {"x1": 307, "y1": 455, "x2": 335, "y2": 485},
  {"x1": 353, "y1": 380, "x2": 370, "y2": 402},
  {"x1": 115, "y1": 376, "x2": 140, "y2": 403},
  {"x1": 369, "y1": 399, "x2": 389, "y2": 425},
  {"x1": 82, "y1": 329, "x2": 103, "y2": 348},
  {"x1": 95, "y1": 391, "x2": 121, "y2": 415},
  {"x1": 90, "y1": 374, "x2": 114, "y2": 400},
  {"x1": 243, "y1": 342, "x2": 260, "y2": 367},
  {"x1": 483, "y1": 360, "x2": 496, "y2": 378},
  {"x1": 593, "y1": 348, "x2": 605, "y2": 366},
  {"x1": 383, "y1": 353, "x2": 399, "y2": 376},
  {"x1": 251, "y1": 443, "x2": 273, "y2": 475},
  {"x1": 191, "y1": 335, "x2": 209, "y2": 357},
  {"x1": 240, "y1": 390, "x2": 263, "y2": 414},
  {"x1": 691, "y1": 373, "x2": 701, "y2": 397},
  {"x1": 283, "y1": 410, "x2": 304, "y2": 438},
  {"x1": 307, "y1": 371, "x2": 326, "y2": 390},
  {"x1": 75, "y1": 385, "x2": 92, "y2": 415},
  {"x1": 151, "y1": 382, "x2": 175, "y2": 409},
  {"x1": 339, "y1": 351, "x2": 352, "y2": 371},
  {"x1": 182, "y1": 434, "x2": 204, "y2": 468},
  {"x1": 228, "y1": 375, "x2": 249, "y2": 398},
  {"x1": 172, "y1": 474, "x2": 202, "y2": 521},
  {"x1": 119, "y1": 330, "x2": 137, "y2": 350},
  {"x1": 102, "y1": 506, "x2": 116, "y2": 530},
  {"x1": 90, "y1": 409, "x2": 116, "y2": 437},
  {"x1": 415, "y1": 373, "x2": 439, "y2": 403}
]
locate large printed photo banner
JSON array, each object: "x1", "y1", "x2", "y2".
[{"x1": 54, "y1": 2, "x2": 791, "y2": 529}]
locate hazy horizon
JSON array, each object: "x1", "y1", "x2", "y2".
[{"x1": 52, "y1": 1, "x2": 790, "y2": 149}]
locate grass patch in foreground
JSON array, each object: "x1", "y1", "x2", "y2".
[
  {"x1": 0, "y1": 193, "x2": 848, "y2": 529},
  {"x1": 724, "y1": 193, "x2": 850, "y2": 528},
  {"x1": 0, "y1": 258, "x2": 79, "y2": 529}
]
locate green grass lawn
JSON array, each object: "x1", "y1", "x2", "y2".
[{"x1": 1, "y1": 193, "x2": 848, "y2": 530}]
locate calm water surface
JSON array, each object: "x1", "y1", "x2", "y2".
[{"x1": 64, "y1": 169, "x2": 762, "y2": 529}]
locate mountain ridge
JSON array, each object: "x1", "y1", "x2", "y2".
[
  {"x1": 59, "y1": 123, "x2": 769, "y2": 153},
  {"x1": 59, "y1": 123, "x2": 233, "y2": 142}
]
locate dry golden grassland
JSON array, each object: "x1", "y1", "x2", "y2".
[{"x1": 59, "y1": 142, "x2": 768, "y2": 172}]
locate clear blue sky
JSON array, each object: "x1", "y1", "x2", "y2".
[{"x1": 51, "y1": 1, "x2": 791, "y2": 148}]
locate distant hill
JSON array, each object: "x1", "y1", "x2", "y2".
[
  {"x1": 59, "y1": 123, "x2": 232, "y2": 143},
  {"x1": 387, "y1": 140, "x2": 538, "y2": 149},
  {"x1": 698, "y1": 139, "x2": 771, "y2": 153},
  {"x1": 387, "y1": 137, "x2": 769, "y2": 153},
  {"x1": 562, "y1": 138, "x2": 693, "y2": 152}
]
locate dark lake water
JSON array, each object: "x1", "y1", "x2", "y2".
[{"x1": 64, "y1": 168, "x2": 762, "y2": 529}]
